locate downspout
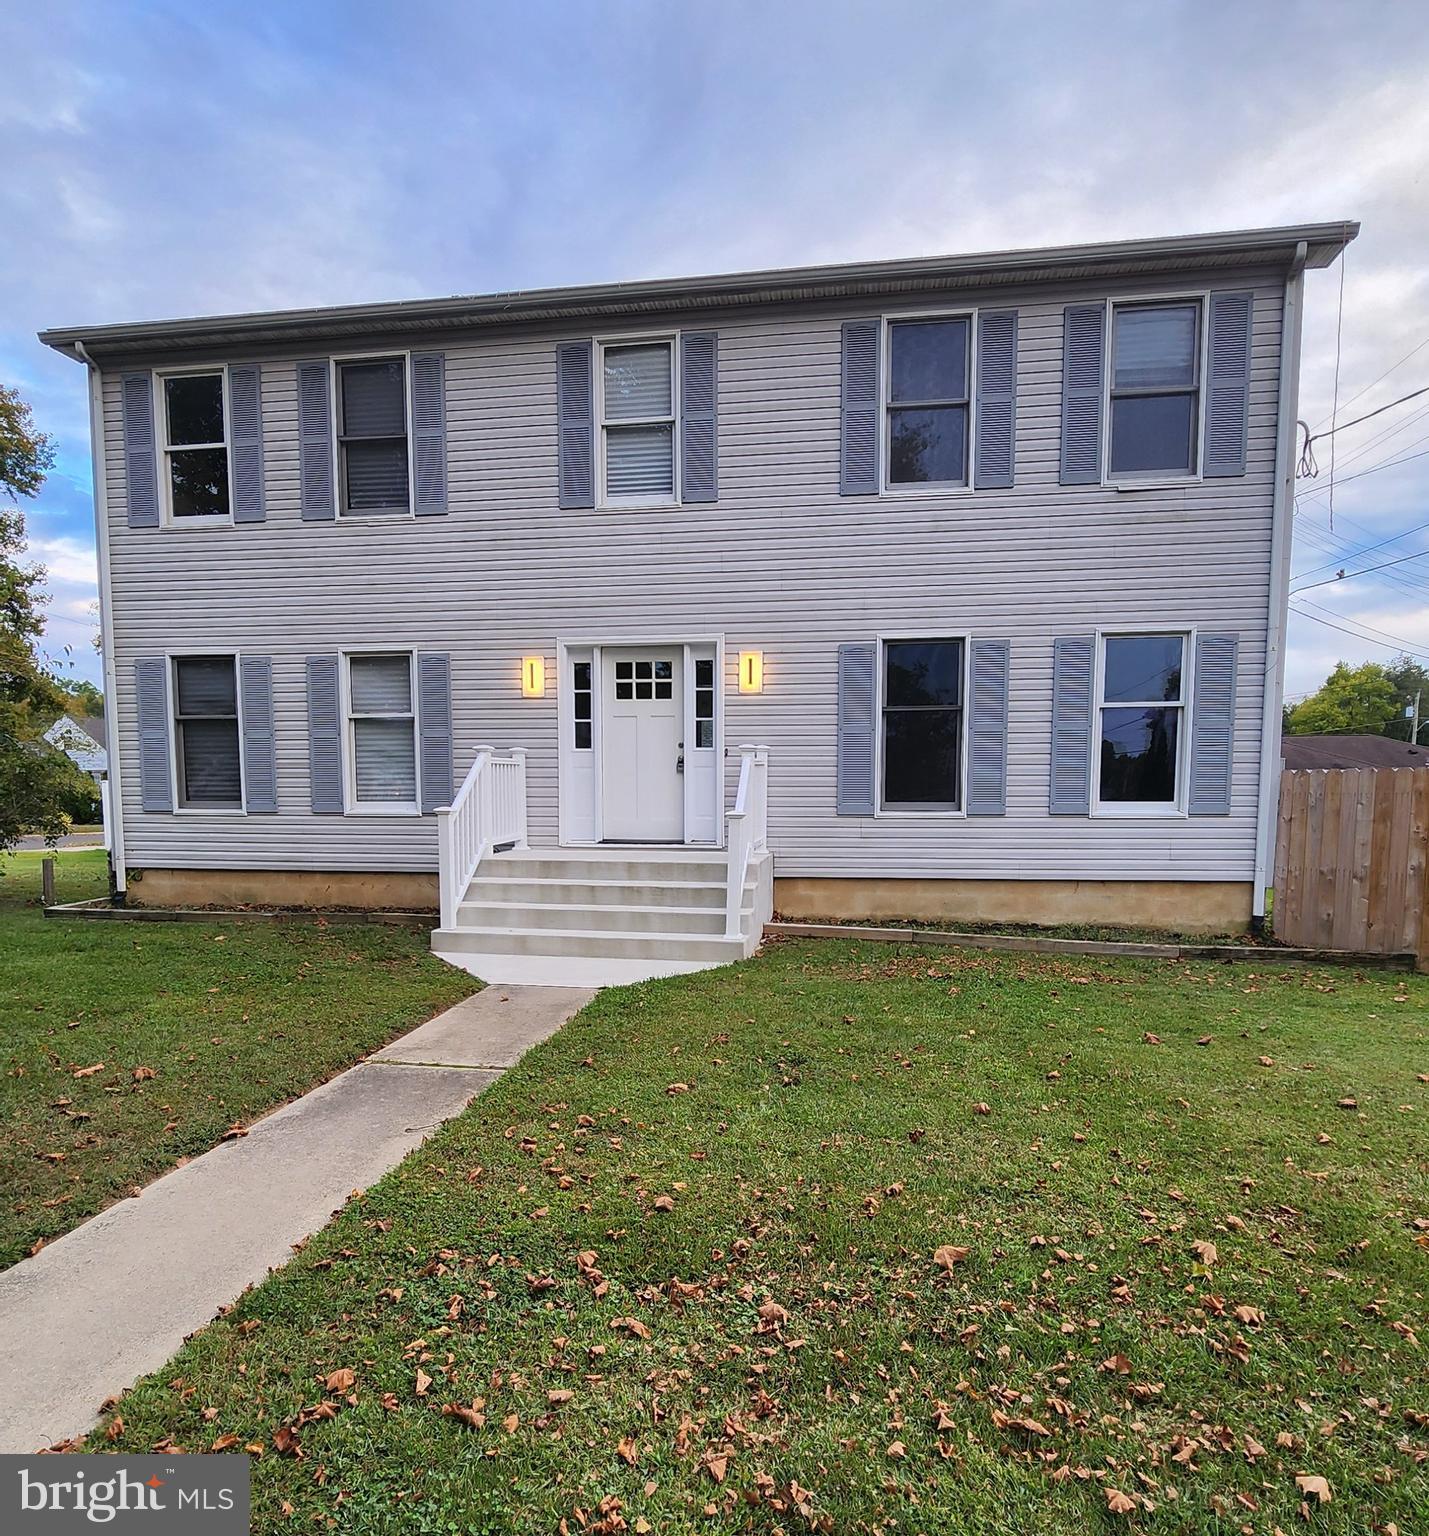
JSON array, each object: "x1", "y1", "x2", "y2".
[
  {"x1": 1250, "y1": 239, "x2": 1307, "y2": 930},
  {"x1": 74, "y1": 341, "x2": 127, "y2": 899}
]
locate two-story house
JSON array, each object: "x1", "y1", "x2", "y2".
[{"x1": 42, "y1": 221, "x2": 1356, "y2": 984}]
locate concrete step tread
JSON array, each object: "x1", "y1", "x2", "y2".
[
  {"x1": 468, "y1": 877, "x2": 731, "y2": 892},
  {"x1": 459, "y1": 901, "x2": 748, "y2": 919}
]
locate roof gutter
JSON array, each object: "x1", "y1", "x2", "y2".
[
  {"x1": 39, "y1": 221, "x2": 1358, "y2": 362},
  {"x1": 74, "y1": 340, "x2": 127, "y2": 897},
  {"x1": 1252, "y1": 237, "x2": 1311, "y2": 923}
]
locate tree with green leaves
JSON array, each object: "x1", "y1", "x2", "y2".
[
  {"x1": 1, "y1": 382, "x2": 92, "y2": 851},
  {"x1": 1383, "y1": 654, "x2": 1429, "y2": 740},
  {"x1": 1283, "y1": 659, "x2": 1401, "y2": 737}
]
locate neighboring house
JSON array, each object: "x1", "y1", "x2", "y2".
[
  {"x1": 42, "y1": 713, "x2": 111, "y2": 850},
  {"x1": 41, "y1": 220, "x2": 1356, "y2": 983},
  {"x1": 1282, "y1": 733, "x2": 1427, "y2": 770}
]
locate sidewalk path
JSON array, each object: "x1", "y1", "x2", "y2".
[{"x1": 0, "y1": 985, "x2": 593, "y2": 1453}]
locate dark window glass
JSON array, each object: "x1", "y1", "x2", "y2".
[
  {"x1": 575, "y1": 721, "x2": 592, "y2": 749},
  {"x1": 695, "y1": 719, "x2": 713, "y2": 748},
  {"x1": 695, "y1": 688, "x2": 714, "y2": 720},
  {"x1": 1103, "y1": 636, "x2": 1183, "y2": 703},
  {"x1": 573, "y1": 662, "x2": 592, "y2": 690},
  {"x1": 179, "y1": 719, "x2": 241, "y2": 805},
  {"x1": 1099, "y1": 708, "x2": 1179, "y2": 803},
  {"x1": 339, "y1": 359, "x2": 408, "y2": 514},
  {"x1": 1109, "y1": 394, "x2": 1197, "y2": 476},
  {"x1": 165, "y1": 374, "x2": 224, "y2": 445},
  {"x1": 574, "y1": 692, "x2": 591, "y2": 721},
  {"x1": 884, "y1": 711, "x2": 961, "y2": 805},
  {"x1": 173, "y1": 656, "x2": 240, "y2": 808},
  {"x1": 889, "y1": 319, "x2": 968, "y2": 403},
  {"x1": 889, "y1": 407, "x2": 967, "y2": 484},
  {"x1": 885, "y1": 641, "x2": 962, "y2": 707},
  {"x1": 695, "y1": 659, "x2": 713, "y2": 687},
  {"x1": 572, "y1": 659, "x2": 593, "y2": 749},
  {"x1": 341, "y1": 360, "x2": 406, "y2": 437},
  {"x1": 1109, "y1": 301, "x2": 1200, "y2": 477},
  {"x1": 343, "y1": 439, "x2": 410, "y2": 513},
  {"x1": 882, "y1": 638, "x2": 963, "y2": 808},
  {"x1": 169, "y1": 447, "x2": 230, "y2": 519}
]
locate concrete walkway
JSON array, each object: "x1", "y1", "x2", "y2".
[
  {"x1": 12, "y1": 830, "x2": 105, "y2": 851},
  {"x1": 0, "y1": 984, "x2": 593, "y2": 1453}
]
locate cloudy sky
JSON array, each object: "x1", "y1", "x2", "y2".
[{"x1": 4, "y1": 0, "x2": 1427, "y2": 699}]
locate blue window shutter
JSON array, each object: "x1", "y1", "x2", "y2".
[
  {"x1": 836, "y1": 643, "x2": 877, "y2": 815},
  {"x1": 974, "y1": 310, "x2": 1017, "y2": 490},
  {"x1": 556, "y1": 340, "x2": 594, "y2": 509},
  {"x1": 238, "y1": 655, "x2": 277, "y2": 812},
  {"x1": 1049, "y1": 636, "x2": 1094, "y2": 814},
  {"x1": 297, "y1": 361, "x2": 335, "y2": 520},
  {"x1": 967, "y1": 638, "x2": 1010, "y2": 815},
  {"x1": 306, "y1": 654, "x2": 343, "y2": 812},
  {"x1": 1059, "y1": 304, "x2": 1106, "y2": 485},
  {"x1": 1204, "y1": 292, "x2": 1253, "y2": 478},
  {"x1": 228, "y1": 365, "x2": 265, "y2": 523},
  {"x1": 134, "y1": 656, "x2": 172, "y2": 812},
  {"x1": 417, "y1": 651, "x2": 454, "y2": 812},
  {"x1": 121, "y1": 372, "x2": 159, "y2": 528},
  {"x1": 412, "y1": 352, "x2": 448, "y2": 515},
  {"x1": 1189, "y1": 632, "x2": 1238, "y2": 814},
  {"x1": 840, "y1": 320, "x2": 879, "y2": 495},
  {"x1": 680, "y1": 331, "x2": 718, "y2": 504}
]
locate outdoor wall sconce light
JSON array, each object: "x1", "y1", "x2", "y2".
[
  {"x1": 521, "y1": 656, "x2": 546, "y2": 698},
  {"x1": 738, "y1": 651, "x2": 764, "y2": 694}
]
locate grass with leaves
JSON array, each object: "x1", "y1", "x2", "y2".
[
  {"x1": 81, "y1": 937, "x2": 1428, "y2": 1534},
  {"x1": 0, "y1": 848, "x2": 477, "y2": 1267}
]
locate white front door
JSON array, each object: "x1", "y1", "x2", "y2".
[{"x1": 601, "y1": 649, "x2": 684, "y2": 841}]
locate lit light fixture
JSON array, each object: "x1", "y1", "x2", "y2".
[
  {"x1": 738, "y1": 650, "x2": 764, "y2": 694},
  {"x1": 521, "y1": 656, "x2": 546, "y2": 698}
]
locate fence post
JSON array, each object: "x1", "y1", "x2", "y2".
[{"x1": 41, "y1": 856, "x2": 56, "y2": 908}]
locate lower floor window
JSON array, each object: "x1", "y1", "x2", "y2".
[
  {"x1": 1096, "y1": 633, "x2": 1186, "y2": 808},
  {"x1": 174, "y1": 656, "x2": 241, "y2": 807},
  {"x1": 347, "y1": 653, "x2": 417, "y2": 806},
  {"x1": 881, "y1": 638, "x2": 964, "y2": 809}
]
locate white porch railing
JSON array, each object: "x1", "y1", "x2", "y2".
[
  {"x1": 436, "y1": 745, "x2": 528, "y2": 930},
  {"x1": 724, "y1": 743, "x2": 769, "y2": 939}
]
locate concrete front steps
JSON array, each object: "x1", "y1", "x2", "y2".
[{"x1": 431, "y1": 846, "x2": 773, "y2": 986}]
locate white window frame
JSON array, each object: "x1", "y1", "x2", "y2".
[
  {"x1": 1091, "y1": 627, "x2": 1195, "y2": 819},
  {"x1": 595, "y1": 332, "x2": 680, "y2": 509},
  {"x1": 341, "y1": 648, "x2": 420, "y2": 815},
  {"x1": 880, "y1": 310, "x2": 978, "y2": 497},
  {"x1": 331, "y1": 351, "x2": 415, "y2": 521},
  {"x1": 166, "y1": 649, "x2": 246, "y2": 816},
  {"x1": 155, "y1": 366, "x2": 233, "y2": 528},
  {"x1": 1102, "y1": 291, "x2": 1210, "y2": 491},
  {"x1": 874, "y1": 631, "x2": 971, "y2": 819}
]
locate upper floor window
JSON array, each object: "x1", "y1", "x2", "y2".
[
  {"x1": 346, "y1": 652, "x2": 418, "y2": 809},
  {"x1": 173, "y1": 655, "x2": 241, "y2": 807},
  {"x1": 1108, "y1": 302, "x2": 1201, "y2": 479},
  {"x1": 1095, "y1": 633, "x2": 1187, "y2": 812},
  {"x1": 600, "y1": 340, "x2": 675, "y2": 504},
  {"x1": 881, "y1": 638, "x2": 964, "y2": 811},
  {"x1": 886, "y1": 318, "x2": 970, "y2": 488},
  {"x1": 338, "y1": 358, "x2": 410, "y2": 516},
  {"x1": 162, "y1": 372, "x2": 229, "y2": 520}
]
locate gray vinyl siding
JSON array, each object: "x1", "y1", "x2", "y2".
[{"x1": 100, "y1": 265, "x2": 1284, "y2": 882}]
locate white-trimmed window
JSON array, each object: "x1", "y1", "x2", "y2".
[
  {"x1": 346, "y1": 652, "x2": 418, "y2": 809},
  {"x1": 599, "y1": 339, "x2": 676, "y2": 504},
  {"x1": 161, "y1": 372, "x2": 230, "y2": 521},
  {"x1": 1094, "y1": 632, "x2": 1189, "y2": 812},
  {"x1": 1108, "y1": 301, "x2": 1202, "y2": 479},
  {"x1": 337, "y1": 357, "x2": 411, "y2": 516},
  {"x1": 880, "y1": 637, "x2": 965, "y2": 811},
  {"x1": 885, "y1": 317, "x2": 971, "y2": 488},
  {"x1": 572, "y1": 660, "x2": 593, "y2": 750},
  {"x1": 172, "y1": 655, "x2": 241, "y2": 808}
]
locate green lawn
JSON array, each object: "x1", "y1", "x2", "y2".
[
  {"x1": 85, "y1": 939, "x2": 1428, "y2": 1534},
  {"x1": 0, "y1": 849, "x2": 477, "y2": 1268}
]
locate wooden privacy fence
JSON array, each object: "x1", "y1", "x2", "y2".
[{"x1": 1273, "y1": 767, "x2": 1428, "y2": 959}]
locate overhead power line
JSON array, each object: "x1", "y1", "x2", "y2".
[
  {"x1": 1290, "y1": 545, "x2": 1429, "y2": 595},
  {"x1": 1292, "y1": 511, "x2": 1429, "y2": 582},
  {"x1": 1288, "y1": 603, "x2": 1429, "y2": 663},
  {"x1": 1296, "y1": 383, "x2": 1429, "y2": 478},
  {"x1": 1310, "y1": 333, "x2": 1429, "y2": 431}
]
